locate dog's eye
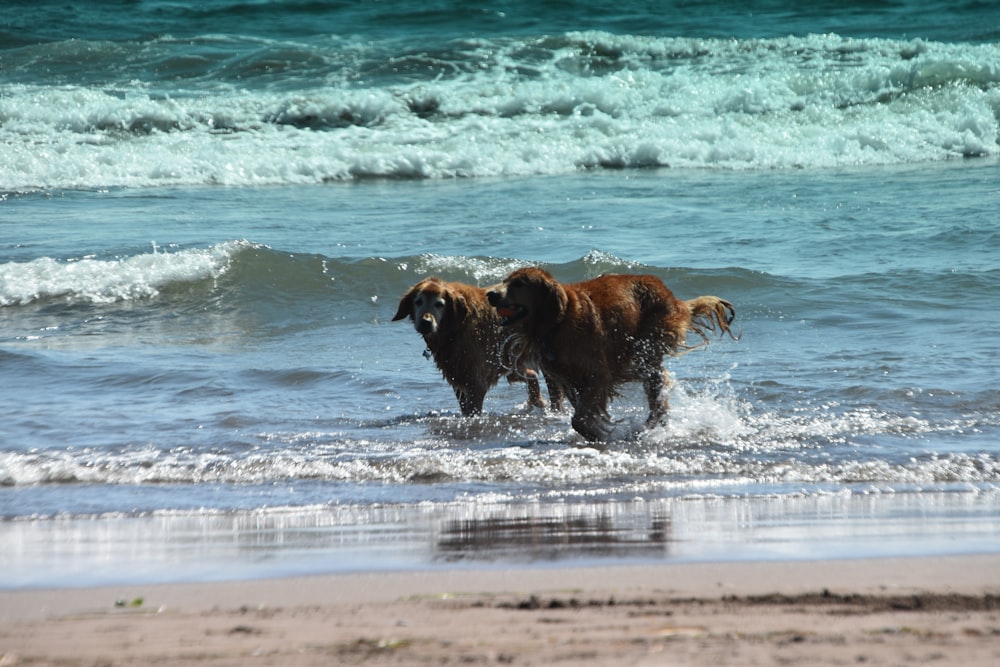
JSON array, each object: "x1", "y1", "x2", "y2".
[
  {"x1": 509, "y1": 278, "x2": 524, "y2": 289},
  {"x1": 414, "y1": 297, "x2": 424, "y2": 307},
  {"x1": 435, "y1": 298, "x2": 446, "y2": 309}
]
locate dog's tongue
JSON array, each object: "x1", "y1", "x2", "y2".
[{"x1": 497, "y1": 306, "x2": 516, "y2": 319}]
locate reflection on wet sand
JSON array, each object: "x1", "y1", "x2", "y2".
[
  {"x1": 436, "y1": 511, "x2": 671, "y2": 562},
  {"x1": 3, "y1": 491, "x2": 999, "y2": 588}
]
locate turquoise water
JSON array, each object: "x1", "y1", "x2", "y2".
[{"x1": 1, "y1": 1, "x2": 999, "y2": 587}]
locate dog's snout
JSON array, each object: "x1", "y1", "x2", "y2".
[
  {"x1": 416, "y1": 312, "x2": 437, "y2": 334},
  {"x1": 486, "y1": 289, "x2": 503, "y2": 306}
]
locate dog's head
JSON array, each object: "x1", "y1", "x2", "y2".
[
  {"x1": 486, "y1": 267, "x2": 567, "y2": 333},
  {"x1": 393, "y1": 277, "x2": 467, "y2": 336}
]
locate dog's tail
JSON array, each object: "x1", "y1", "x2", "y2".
[{"x1": 683, "y1": 296, "x2": 739, "y2": 350}]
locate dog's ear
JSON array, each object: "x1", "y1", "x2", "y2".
[
  {"x1": 447, "y1": 288, "x2": 468, "y2": 321},
  {"x1": 544, "y1": 277, "x2": 569, "y2": 322},
  {"x1": 392, "y1": 286, "x2": 415, "y2": 321},
  {"x1": 522, "y1": 269, "x2": 567, "y2": 322}
]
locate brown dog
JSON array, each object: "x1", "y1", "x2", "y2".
[
  {"x1": 393, "y1": 277, "x2": 562, "y2": 416},
  {"x1": 486, "y1": 268, "x2": 737, "y2": 441}
]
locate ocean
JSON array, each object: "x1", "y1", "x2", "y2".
[{"x1": 1, "y1": 0, "x2": 999, "y2": 588}]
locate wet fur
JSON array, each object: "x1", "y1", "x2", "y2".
[
  {"x1": 487, "y1": 268, "x2": 736, "y2": 441},
  {"x1": 393, "y1": 277, "x2": 562, "y2": 416}
]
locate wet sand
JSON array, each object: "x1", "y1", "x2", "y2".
[{"x1": 2, "y1": 554, "x2": 999, "y2": 666}]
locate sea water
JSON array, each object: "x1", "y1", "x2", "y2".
[{"x1": 1, "y1": 1, "x2": 999, "y2": 587}]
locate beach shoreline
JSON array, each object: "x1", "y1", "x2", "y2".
[{"x1": 3, "y1": 554, "x2": 999, "y2": 665}]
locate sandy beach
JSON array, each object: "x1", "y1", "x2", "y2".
[{"x1": 2, "y1": 554, "x2": 999, "y2": 666}]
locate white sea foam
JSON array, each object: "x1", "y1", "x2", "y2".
[
  {"x1": 0, "y1": 240, "x2": 247, "y2": 306},
  {"x1": 3, "y1": 398, "x2": 996, "y2": 490},
  {"x1": 411, "y1": 254, "x2": 534, "y2": 284},
  {"x1": 1, "y1": 34, "x2": 997, "y2": 190}
]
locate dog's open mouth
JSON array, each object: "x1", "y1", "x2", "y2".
[{"x1": 496, "y1": 304, "x2": 527, "y2": 326}]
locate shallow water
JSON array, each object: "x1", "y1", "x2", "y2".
[{"x1": 3, "y1": 163, "x2": 999, "y2": 586}]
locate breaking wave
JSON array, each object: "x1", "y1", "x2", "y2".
[{"x1": 2, "y1": 33, "x2": 998, "y2": 191}]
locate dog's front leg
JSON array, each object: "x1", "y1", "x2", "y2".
[
  {"x1": 544, "y1": 375, "x2": 566, "y2": 412},
  {"x1": 570, "y1": 390, "x2": 615, "y2": 442},
  {"x1": 455, "y1": 386, "x2": 486, "y2": 416},
  {"x1": 525, "y1": 375, "x2": 545, "y2": 409}
]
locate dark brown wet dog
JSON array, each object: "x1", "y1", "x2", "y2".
[
  {"x1": 487, "y1": 268, "x2": 736, "y2": 441},
  {"x1": 394, "y1": 277, "x2": 562, "y2": 416}
]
